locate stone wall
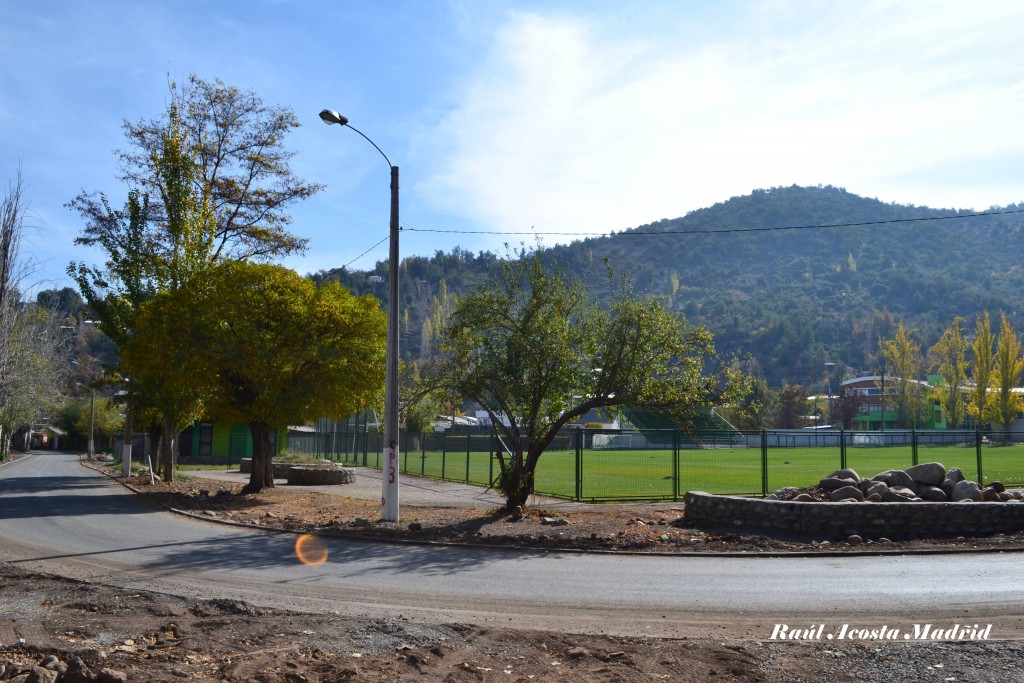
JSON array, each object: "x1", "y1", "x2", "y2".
[
  {"x1": 287, "y1": 465, "x2": 356, "y2": 485},
  {"x1": 238, "y1": 459, "x2": 302, "y2": 478},
  {"x1": 684, "y1": 491, "x2": 1024, "y2": 540}
]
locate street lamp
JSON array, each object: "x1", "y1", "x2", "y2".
[{"x1": 319, "y1": 109, "x2": 401, "y2": 523}]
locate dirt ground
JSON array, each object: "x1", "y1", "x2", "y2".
[{"x1": 2, "y1": 460, "x2": 1024, "y2": 682}]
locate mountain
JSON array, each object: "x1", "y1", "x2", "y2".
[{"x1": 313, "y1": 185, "x2": 1024, "y2": 389}]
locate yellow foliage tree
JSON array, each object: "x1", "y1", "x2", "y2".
[
  {"x1": 141, "y1": 262, "x2": 386, "y2": 494},
  {"x1": 969, "y1": 313, "x2": 996, "y2": 427},
  {"x1": 993, "y1": 313, "x2": 1024, "y2": 431}
]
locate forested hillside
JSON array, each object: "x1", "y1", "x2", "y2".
[{"x1": 312, "y1": 185, "x2": 1024, "y2": 390}]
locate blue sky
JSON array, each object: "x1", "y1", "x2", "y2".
[{"x1": 3, "y1": 0, "x2": 1024, "y2": 295}]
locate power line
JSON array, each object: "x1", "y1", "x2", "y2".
[
  {"x1": 334, "y1": 206, "x2": 1024, "y2": 269},
  {"x1": 400, "y1": 207, "x2": 1024, "y2": 238},
  {"x1": 339, "y1": 234, "x2": 390, "y2": 270}
]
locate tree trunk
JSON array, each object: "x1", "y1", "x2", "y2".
[
  {"x1": 241, "y1": 422, "x2": 275, "y2": 494},
  {"x1": 498, "y1": 447, "x2": 537, "y2": 510},
  {"x1": 159, "y1": 416, "x2": 176, "y2": 483},
  {"x1": 148, "y1": 423, "x2": 162, "y2": 477}
]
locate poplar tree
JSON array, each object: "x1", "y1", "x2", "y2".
[
  {"x1": 929, "y1": 316, "x2": 968, "y2": 429},
  {"x1": 969, "y1": 313, "x2": 996, "y2": 428},
  {"x1": 993, "y1": 313, "x2": 1024, "y2": 431},
  {"x1": 881, "y1": 322, "x2": 924, "y2": 428}
]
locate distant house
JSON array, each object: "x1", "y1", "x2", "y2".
[
  {"x1": 840, "y1": 375, "x2": 946, "y2": 430},
  {"x1": 177, "y1": 422, "x2": 285, "y2": 461}
]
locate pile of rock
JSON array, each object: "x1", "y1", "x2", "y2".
[{"x1": 809, "y1": 463, "x2": 1023, "y2": 503}]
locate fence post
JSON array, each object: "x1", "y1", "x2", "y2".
[
  {"x1": 672, "y1": 428, "x2": 680, "y2": 501},
  {"x1": 489, "y1": 430, "x2": 495, "y2": 488},
  {"x1": 840, "y1": 429, "x2": 846, "y2": 471},
  {"x1": 911, "y1": 430, "x2": 918, "y2": 466},
  {"x1": 465, "y1": 433, "x2": 471, "y2": 484},
  {"x1": 441, "y1": 434, "x2": 447, "y2": 479},
  {"x1": 761, "y1": 429, "x2": 768, "y2": 497},
  {"x1": 401, "y1": 429, "x2": 407, "y2": 472},
  {"x1": 575, "y1": 428, "x2": 583, "y2": 501},
  {"x1": 976, "y1": 429, "x2": 984, "y2": 484},
  {"x1": 437, "y1": 432, "x2": 444, "y2": 477},
  {"x1": 364, "y1": 423, "x2": 372, "y2": 466}
]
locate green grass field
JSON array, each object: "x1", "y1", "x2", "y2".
[
  {"x1": 292, "y1": 439, "x2": 1024, "y2": 501},
  {"x1": 354, "y1": 442, "x2": 1024, "y2": 501}
]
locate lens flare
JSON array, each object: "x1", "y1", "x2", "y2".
[{"x1": 294, "y1": 534, "x2": 328, "y2": 566}]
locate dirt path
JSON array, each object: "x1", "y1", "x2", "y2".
[{"x1": 2, "y1": 561, "x2": 1023, "y2": 682}]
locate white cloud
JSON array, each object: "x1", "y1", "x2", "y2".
[{"x1": 421, "y1": 0, "x2": 1024, "y2": 246}]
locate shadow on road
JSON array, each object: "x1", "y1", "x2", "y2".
[
  {"x1": 13, "y1": 525, "x2": 543, "y2": 577},
  {"x1": 0, "y1": 475, "x2": 162, "y2": 519}
]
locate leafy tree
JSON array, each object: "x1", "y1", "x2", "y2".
[
  {"x1": 122, "y1": 291, "x2": 207, "y2": 481},
  {"x1": 929, "y1": 316, "x2": 969, "y2": 429},
  {"x1": 832, "y1": 386, "x2": 866, "y2": 429},
  {"x1": 149, "y1": 262, "x2": 385, "y2": 494},
  {"x1": 74, "y1": 397, "x2": 125, "y2": 452},
  {"x1": 71, "y1": 99, "x2": 217, "y2": 479},
  {"x1": 67, "y1": 189, "x2": 159, "y2": 348},
  {"x1": 400, "y1": 361, "x2": 439, "y2": 434},
  {"x1": 993, "y1": 313, "x2": 1024, "y2": 431},
  {"x1": 434, "y1": 254, "x2": 729, "y2": 509},
  {"x1": 36, "y1": 287, "x2": 88, "y2": 322},
  {"x1": 881, "y1": 322, "x2": 924, "y2": 428},
  {"x1": 775, "y1": 384, "x2": 805, "y2": 428},
  {"x1": 731, "y1": 372, "x2": 776, "y2": 430},
  {"x1": 969, "y1": 313, "x2": 996, "y2": 427},
  {"x1": 118, "y1": 75, "x2": 320, "y2": 261},
  {"x1": 55, "y1": 399, "x2": 87, "y2": 448}
]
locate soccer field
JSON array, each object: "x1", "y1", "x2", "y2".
[{"x1": 368, "y1": 441, "x2": 1024, "y2": 502}]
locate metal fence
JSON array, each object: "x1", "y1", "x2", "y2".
[{"x1": 287, "y1": 427, "x2": 1024, "y2": 502}]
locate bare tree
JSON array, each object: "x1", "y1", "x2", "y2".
[
  {"x1": 0, "y1": 170, "x2": 69, "y2": 457},
  {"x1": 116, "y1": 75, "x2": 321, "y2": 262}
]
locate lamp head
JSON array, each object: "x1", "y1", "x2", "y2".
[{"x1": 319, "y1": 109, "x2": 349, "y2": 126}]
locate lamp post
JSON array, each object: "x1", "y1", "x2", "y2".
[
  {"x1": 824, "y1": 361, "x2": 835, "y2": 425},
  {"x1": 879, "y1": 362, "x2": 886, "y2": 434},
  {"x1": 319, "y1": 109, "x2": 401, "y2": 522},
  {"x1": 71, "y1": 362, "x2": 97, "y2": 459}
]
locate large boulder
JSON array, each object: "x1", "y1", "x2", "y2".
[
  {"x1": 882, "y1": 486, "x2": 918, "y2": 502},
  {"x1": 941, "y1": 468, "x2": 966, "y2": 496},
  {"x1": 982, "y1": 487, "x2": 1002, "y2": 502},
  {"x1": 771, "y1": 486, "x2": 802, "y2": 499},
  {"x1": 830, "y1": 485, "x2": 865, "y2": 502},
  {"x1": 905, "y1": 462, "x2": 946, "y2": 487},
  {"x1": 917, "y1": 485, "x2": 948, "y2": 502},
  {"x1": 865, "y1": 481, "x2": 890, "y2": 498},
  {"x1": 819, "y1": 476, "x2": 857, "y2": 492},
  {"x1": 951, "y1": 480, "x2": 983, "y2": 502},
  {"x1": 872, "y1": 469, "x2": 917, "y2": 492},
  {"x1": 826, "y1": 468, "x2": 861, "y2": 482}
]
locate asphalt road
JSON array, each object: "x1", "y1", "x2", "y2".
[{"x1": 2, "y1": 452, "x2": 1023, "y2": 640}]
